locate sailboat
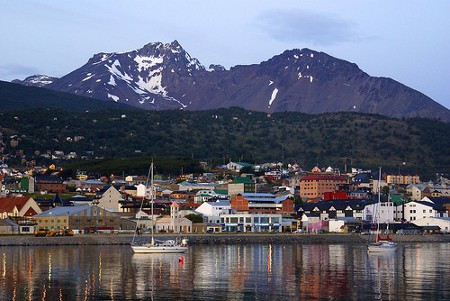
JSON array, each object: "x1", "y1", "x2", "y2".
[
  {"x1": 367, "y1": 167, "x2": 397, "y2": 253},
  {"x1": 131, "y1": 163, "x2": 188, "y2": 253}
]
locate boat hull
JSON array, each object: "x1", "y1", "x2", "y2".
[
  {"x1": 131, "y1": 245, "x2": 188, "y2": 253},
  {"x1": 367, "y1": 241, "x2": 397, "y2": 253}
]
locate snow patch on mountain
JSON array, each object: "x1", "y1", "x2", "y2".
[
  {"x1": 107, "y1": 94, "x2": 119, "y2": 102},
  {"x1": 268, "y1": 88, "x2": 279, "y2": 107},
  {"x1": 134, "y1": 55, "x2": 163, "y2": 71}
]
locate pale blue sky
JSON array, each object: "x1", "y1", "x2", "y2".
[{"x1": 1, "y1": 0, "x2": 449, "y2": 109}]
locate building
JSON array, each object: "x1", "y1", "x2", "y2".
[
  {"x1": 413, "y1": 217, "x2": 450, "y2": 233},
  {"x1": 155, "y1": 216, "x2": 193, "y2": 233},
  {"x1": 403, "y1": 197, "x2": 450, "y2": 222},
  {"x1": 34, "y1": 205, "x2": 122, "y2": 232},
  {"x1": 97, "y1": 186, "x2": 125, "y2": 212},
  {"x1": 407, "y1": 184, "x2": 431, "y2": 201},
  {"x1": 0, "y1": 196, "x2": 42, "y2": 219},
  {"x1": 228, "y1": 176, "x2": 256, "y2": 197},
  {"x1": 299, "y1": 174, "x2": 348, "y2": 200},
  {"x1": 231, "y1": 193, "x2": 294, "y2": 214},
  {"x1": 386, "y1": 174, "x2": 420, "y2": 185},
  {"x1": 221, "y1": 213, "x2": 282, "y2": 233},
  {"x1": 34, "y1": 175, "x2": 66, "y2": 193},
  {"x1": 195, "y1": 201, "x2": 232, "y2": 224},
  {"x1": 226, "y1": 162, "x2": 253, "y2": 172}
]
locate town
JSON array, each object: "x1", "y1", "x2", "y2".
[{"x1": 0, "y1": 160, "x2": 449, "y2": 236}]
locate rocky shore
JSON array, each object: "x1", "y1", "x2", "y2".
[{"x1": 0, "y1": 233, "x2": 449, "y2": 246}]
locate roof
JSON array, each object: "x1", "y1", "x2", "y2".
[
  {"x1": 301, "y1": 174, "x2": 347, "y2": 181},
  {"x1": 35, "y1": 205, "x2": 91, "y2": 217},
  {"x1": 297, "y1": 199, "x2": 375, "y2": 212},
  {"x1": 231, "y1": 177, "x2": 254, "y2": 184},
  {"x1": 0, "y1": 197, "x2": 32, "y2": 213},
  {"x1": 206, "y1": 201, "x2": 231, "y2": 207}
]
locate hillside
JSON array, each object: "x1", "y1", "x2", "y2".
[
  {"x1": 0, "y1": 80, "x2": 135, "y2": 112},
  {"x1": 1, "y1": 108, "x2": 448, "y2": 179}
]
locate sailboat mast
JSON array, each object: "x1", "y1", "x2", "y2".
[
  {"x1": 376, "y1": 167, "x2": 381, "y2": 242},
  {"x1": 150, "y1": 162, "x2": 155, "y2": 245}
]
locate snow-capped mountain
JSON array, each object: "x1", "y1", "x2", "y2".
[
  {"x1": 13, "y1": 41, "x2": 450, "y2": 121},
  {"x1": 12, "y1": 75, "x2": 57, "y2": 87},
  {"x1": 48, "y1": 40, "x2": 204, "y2": 109}
]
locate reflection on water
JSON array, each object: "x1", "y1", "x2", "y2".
[{"x1": 0, "y1": 243, "x2": 449, "y2": 300}]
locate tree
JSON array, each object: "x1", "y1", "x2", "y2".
[{"x1": 184, "y1": 214, "x2": 203, "y2": 223}]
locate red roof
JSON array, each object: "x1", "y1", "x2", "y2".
[{"x1": 0, "y1": 197, "x2": 32, "y2": 213}]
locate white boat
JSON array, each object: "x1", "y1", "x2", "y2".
[
  {"x1": 132, "y1": 238, "x2": 188, "y2": 253},
  {"x1": 131, "y1": 163, "x2": 188, "y2": 254},
  {"x1": 367, "y1": 167, "x2": 397, "y2": 254},
  {"x1": 367, "y1": 240, "x2": 397, "y2": 253}
]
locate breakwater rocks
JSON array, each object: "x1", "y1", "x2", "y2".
[{"x1": 0, "y1": 233, "x2": 449, "y2": 246}]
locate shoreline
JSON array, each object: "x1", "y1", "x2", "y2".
[{"x1": 0, "y1": 233, "x2": 449, "y2": 246}]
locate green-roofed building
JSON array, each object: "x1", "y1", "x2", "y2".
[{"x1": 228, "y1": 176, "x2": 256, "y2": 197}]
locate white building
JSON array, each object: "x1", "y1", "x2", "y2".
[
  {"x1": 97, "y1": 186, "x2": 124, "y2": 212},
  {"x1": 195, "y1": 201, "x2": 232, "y2": 224},
  {"x1": 220, "y1": 213, "x2": 282, "y2": 233},
  {"x1": 413, "y1": 217, "x2": 450, "y2": 233},
  {"x1": 403, "y1": 197, "x2": 448, "y2": 222}
]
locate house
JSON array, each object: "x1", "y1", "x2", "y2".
[
  {"x1": 155, "y1": 216, "x2": 192, "y2": 233},
  {"x1": 226, "y1": 161, "x2": 253, "y2": 172},
  {"x1": 0, "y1": 219, "x2": 18, "y2": 234},
  {"x1": 34, "y1": 205, "x2": 122, "y2": 232},
  {"x1": 0, "y1": 196, "x2": 42, "y2": 219},
  {"x1": 407, "y1": 184, "x2": 431, "y2": 201},
  {"x1": 97, "y1": 186, "x2": 125, "y2": 212},
  {"x1": 296, "y1": 199, "x2": 376, "y2": 222},
  {"x1": 195, "y1": 200, "x2": 232, "y2": 224},
  {"x1": 403, "y1": 197, "x2": 450, "y2": 222}
]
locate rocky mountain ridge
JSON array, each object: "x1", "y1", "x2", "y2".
[{"x1": 12, "y1": 41, "x2": 450, "y2": 121}]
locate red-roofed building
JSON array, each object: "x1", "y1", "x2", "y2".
[
  {"x1": 0, "y1": 196, "x2": 42, "y2": 219},
  {"x1": 300, "y1": 174, "x2": 348, "y2": 200}
]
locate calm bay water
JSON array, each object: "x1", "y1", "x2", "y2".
[{"x1": 0, "y1": 242, "x2": 449, "y2": 300}]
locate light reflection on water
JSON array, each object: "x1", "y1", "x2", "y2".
[{"x1": 0, "y1": 243, "x2": 448, "y2": 300}]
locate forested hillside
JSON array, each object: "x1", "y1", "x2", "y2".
[{"x1": 1, "y1": 107, "x2": 448, "y2": 179}]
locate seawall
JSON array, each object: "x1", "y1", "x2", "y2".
[{"x1": 0, "y1": 233, "x2": 449, "y2": 246}]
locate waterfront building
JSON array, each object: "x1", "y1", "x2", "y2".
[
  {"x1": 34, "y1": 205, "x2": 121, "y2": 232},
  {"x1": 403, "y1": 197, "x2": 450, "y2": 221},
  {"x1": 412, "y1": 216, "x2": 450, "y2": 233},
  {"x1": 195, "y1": 200, "x2": 232, "y2": 224},
  {"x1": 231, "y1": 193, "x2": 294, "y2": 214},
  {"x1": 220, "y1": 213, "x2": 282, "y2": 233}
]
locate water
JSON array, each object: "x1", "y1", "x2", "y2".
[{"x1": 0, "y1": 242, "x2": 449, "y2": 300}]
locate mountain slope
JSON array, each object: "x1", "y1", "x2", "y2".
[
  {"x1": 0, "y1": 80, "x2": 135, "y2": 112},
  {"x1": 1, "y1": 108, "x2": 448, "y2": 179},
  {"x1": 15, "y1": 41, "x2": 450, "y2": 121}
]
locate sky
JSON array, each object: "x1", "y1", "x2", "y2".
[{"x1": 0, "y1": 0, "x2": 449, "y2": 109}]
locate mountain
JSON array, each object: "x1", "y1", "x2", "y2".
[
  {"x1": 14, "y1": 41, "x2": 450, "y2": 121},
  {"x1": 12, "y1": 75, "x2": 58, "y2": 87},
  {"x1": 0, "y1": 80, "x2": 135, "y2": 112}
]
